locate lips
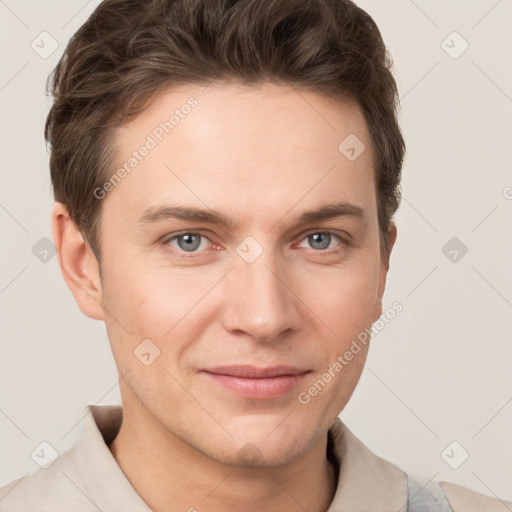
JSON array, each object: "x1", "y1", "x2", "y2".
[
  {"x1": 202, "y1": 365, "x2": 309, "y2": 378},
  {"x1": 201, "y1": 365, "x2": 310, "y2": 399}
]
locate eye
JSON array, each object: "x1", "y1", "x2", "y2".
[
  {"x1": 297, "y1": 231, "x2": 345, "y2": 252},
  {"x1": 165, "y1": 232, "x2": 212, "y2": 256}
]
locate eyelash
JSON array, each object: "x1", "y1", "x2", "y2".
[{"x1": 162, "y1": 230, "x2": 350, "y2": 259}]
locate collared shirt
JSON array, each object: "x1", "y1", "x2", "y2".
[{"x1": 0, "y1": 405, "x2": 508, "y2": 511}]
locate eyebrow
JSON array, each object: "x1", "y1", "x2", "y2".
[{"x1": 137, "y1": 201, "x2": 367, "y2": 229}]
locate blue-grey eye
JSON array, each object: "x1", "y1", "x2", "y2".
[
  {"x1": 172, "y1": 233, "x2": 205, "y2": 252},
  {"x1": 303, "y1": 232, "x2": 341, "y2": 251}
]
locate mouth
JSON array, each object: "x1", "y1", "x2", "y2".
[{"x1": 201, "y1": 365, "x2": 311, "y2": 399}]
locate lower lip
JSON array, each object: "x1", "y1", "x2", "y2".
[{"x1": 202, "y1": 372, "x2": 309, "y2": 399}]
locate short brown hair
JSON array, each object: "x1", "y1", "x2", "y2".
[{"x1": 45, "y1": 0, "x2": 404, "y2": 263}]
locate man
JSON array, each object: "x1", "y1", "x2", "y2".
[{"x1": 0, "y1": 0, "x2": 509, "y2": 510}]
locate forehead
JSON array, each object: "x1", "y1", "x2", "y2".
[{"x1": 106, "y1": 82, "x2": 376, "y2": 231}]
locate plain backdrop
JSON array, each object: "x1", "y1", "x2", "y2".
[{"x1": 1, "y1": 0, "x2": 511, "y2": 501}]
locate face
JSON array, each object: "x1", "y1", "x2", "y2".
[{"x1": 70, "y1": 82, "x2": 394, "y2": 467}]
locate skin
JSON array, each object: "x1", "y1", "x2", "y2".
[{"x1": 52, "y1": 82, "x2": 397, "y2": 512}]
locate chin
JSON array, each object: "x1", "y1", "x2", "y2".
[
  {"x1": 215, "y1": 438, "x2": 306, "y2": 469},
  {"x1": 223, "y1": 416, "x2": 314, "y2": 458}
]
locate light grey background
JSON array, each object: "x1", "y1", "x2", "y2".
[{"x1": 1, "y1": 0, "x2": 511, "y2": 501}]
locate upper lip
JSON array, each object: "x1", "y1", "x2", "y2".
[{"x1": 203, "y1": 365, "x2": 310, "y2": 378}]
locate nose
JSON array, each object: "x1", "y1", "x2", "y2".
[{"x1": 220, "y1": 246, "x2": 302, "y2": 342}]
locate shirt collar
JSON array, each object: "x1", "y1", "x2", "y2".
[
  {"x1": 76, "y1": 404, "x2": 407, "y2": 511},
  {"x1": 326, "y1": 417, "x2": 408, "y2": 511},
  {"x1": 76, "y1": 405, "x2": 150, "y2": 511}
]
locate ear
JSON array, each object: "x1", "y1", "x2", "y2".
[
  {"x1": 51, "y1": 202, "x2": 105, "y2": 321},
  {"x1": 372, "y1": 221, "x2": 397, "y2": 322}
]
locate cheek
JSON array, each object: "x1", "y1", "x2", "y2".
[
  {"x1": 101, "y1": 261, "x2": 225, "y2": 371},
  {"x1": 103, "y1": 260, "x2": 196, "y2": 331},
  {"x1": 297, "y1": 258, "x2": 379, "y2": 332}
]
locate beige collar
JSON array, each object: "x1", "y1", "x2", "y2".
[
  {"x1": 76, "y1": 405, "x2": 150, "y2": 511},
  {"x1": 327, "y1": 416, "x2": 408, "y2": 511}
]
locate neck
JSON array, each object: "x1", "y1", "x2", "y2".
[{"x1": 108, "y1": 398, "x2": 338, "y2": 512}]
